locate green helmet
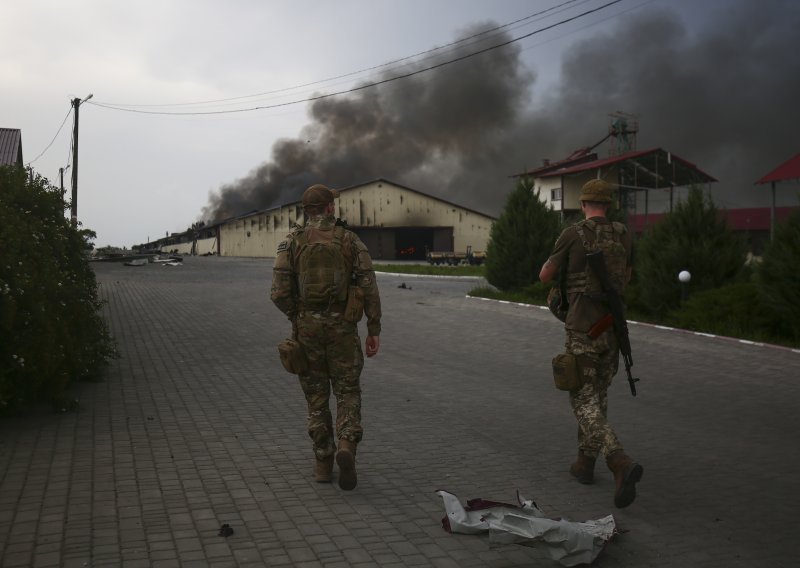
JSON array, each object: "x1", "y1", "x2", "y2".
[{"x1": 579, "y1": 179, "x2": 614, "y2": 203}]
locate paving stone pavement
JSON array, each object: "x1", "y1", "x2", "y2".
[{"x1": 1, "y1": 256, "x2": 798, "y2": 568}]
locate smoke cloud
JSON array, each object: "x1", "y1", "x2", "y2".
[{"x1": 202, "y1": 1, "x2": 800, "y2": 224}]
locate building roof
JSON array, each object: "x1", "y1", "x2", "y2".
[
  {"x1": 755, "y1": 152, "x2": 800, "y2": 185},
  {"x1": 628, "y1": 206, "x2": 797, "y2": 233},
  {"x1": 255, "y1": 177, "x2": 496, "y2": 221},
  {"x1": 515, "y1": 147, "x2": 717, "y2": 190},
  {"x1": 337, "y1": 178, "x2": 497, "y2": 220},
  {"x1": 0, "y1": 128, "x2": 23, "y2": 167}
]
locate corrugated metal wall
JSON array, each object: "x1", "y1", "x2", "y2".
[{"x1": 218, "y1": 180, "x2": 494, "y2": 259}]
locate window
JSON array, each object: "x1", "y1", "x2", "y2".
[{"x1": 551, "y1": 188, "x2": 562, "y2": 201}]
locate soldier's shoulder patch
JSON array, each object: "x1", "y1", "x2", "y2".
[{"x1": 277, "y1": 240, "x2": 290, "y2": 253}]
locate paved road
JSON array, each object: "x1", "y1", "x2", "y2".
[{"x1": 1, "y1": 256, "x2": 798, "y2": 567}]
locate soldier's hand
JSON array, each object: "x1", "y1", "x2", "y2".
[{"x1": 365, "y1": 336, "x2": 380, "y2": 357}]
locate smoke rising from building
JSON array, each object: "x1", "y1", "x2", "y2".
[
  {"x1": 202, "y1": 1, "x2": 800, "y2": 224},
  {"x1": 201, "y1": 22, "x2": 534, "y2": 223}
]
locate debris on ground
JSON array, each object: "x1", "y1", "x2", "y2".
[
  {"x1": 437, "y1": 490, "x2": 615, "y2": 567},
  {"x1": 124, "y1": 258, "x2": 147, "y2": 266}
]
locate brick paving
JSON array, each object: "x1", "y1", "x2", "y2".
[{"x1": 1, "y1": 255, "x2": 798, "y2": 567}]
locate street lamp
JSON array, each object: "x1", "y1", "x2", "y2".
[
  {"x1": 70, "y1": 93, "x2": 93, "y2": 226},
  {"x1": 678, "y1": 270, "x2": 691, "y2": 302}
]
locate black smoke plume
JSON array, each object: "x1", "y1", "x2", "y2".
[{"x1": 203, "y1": 1, "x2": 800, "y2": 223}]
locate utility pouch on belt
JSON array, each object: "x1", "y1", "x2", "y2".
[
  {"x1": 552, "y1": 353, "x2": 582, "y2": 391},
  {"x1": 343, "y1": 282, "x2": 364, "y2": 323},
  {"x1": 547, "y1": 287, "x2": 568, "y2": 322},
  {"x1": 278, "y1": 321, "x2": 308, "y2": 374}
]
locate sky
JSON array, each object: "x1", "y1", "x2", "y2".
[{"x1": 3, "y1": 0, "x2": 799, "y2": 248}]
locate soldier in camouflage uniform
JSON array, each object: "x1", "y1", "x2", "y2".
[
  {"x1": 539, "y1": 179, "x2": 643, "y2": 508},
  {"x1": 271, "y1": 184, "x2": 382, "y2": 490}
]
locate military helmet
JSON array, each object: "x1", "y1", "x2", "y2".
[
  {"x1": 302, "y1": 184, "x2": 340, "y2": 208},
  {"x1": 579, "y1": 179, "x2": 614, "y2": 203}
]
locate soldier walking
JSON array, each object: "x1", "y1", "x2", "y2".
[
  {"x1": 539, "y1": 179, "x2": 643, "y2": 508},
  {"x1": 271, "y1": 184, "x2": 382, "y2": 490}
]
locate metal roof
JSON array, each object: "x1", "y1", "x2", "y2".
[
  {"x1": 0, "y1": 128, "x2": 23, "y2": 167},
  {"x1": 629, "y1": 206, "x2": 798, "y2": 233},
  {"x1": 515, "y1": 147, "x2": 717, "y2": 190},
  {"x1": 256, "y1": 177, "x2": 497, "y2": 221},
  {"x1": 755, "y1": 152, "x2": 800, "y2": 184}
]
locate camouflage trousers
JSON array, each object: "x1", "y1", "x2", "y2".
[
  {"x1": 566, "y1": 329, "x2": 623, "y2": 459},
  {"x1": 296, "y1": 312, "x2": 364, "y2": 460}
]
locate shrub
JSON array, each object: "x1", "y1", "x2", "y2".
[
  {"x1": 485, "y1": 177, "x2": 561, "y2": 291},
  {"x1": 632, "y1": 185, "x2": 747, "y2": 317},
  {"x1": 664, "y1": 281, "x2": 781, "y2": 341},
  {"x1": 757, "y1": 208, "x2": 800, "y2": 340},
  {"x1": 0, "y1": 166, "x2": 116, "y2": 414}
]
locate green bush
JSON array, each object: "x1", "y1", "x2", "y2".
[
  {"x1": 632, "y1": 185, "x2": 747, "y2": 317},
  {"x1": 757, "y1": 208, "x2": 800, "y2": 341},
  {"x1": 0, "y1": 166, "x2": 116, "y2": 414},
  {"x1": 485, "y1": 177, "x2": 561, "y2": 291},
  {"x1": 663, "y1": 281, "x2": 781, "y2": 341}
]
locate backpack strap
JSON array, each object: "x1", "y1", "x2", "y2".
[
  {"x1": 574, "y1": 221, "x2": 593, "y2": 252},
  {"x1": 292, "y1": 228, "x2": 308, "y2": 271},
  {"x1": 332, "y1": 225, "x2": 345, "y2": 248}
]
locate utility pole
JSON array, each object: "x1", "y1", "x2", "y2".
[{"x1": 70, "y1": 93, "x2": 93, "y2": 227}]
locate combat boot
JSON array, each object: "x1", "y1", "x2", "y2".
[
  {"x1": 336, "y1": 439, "x2": 357, "y2": 491},
  {"x1": 314, "y1": 456, "x2": 334, "y2": 483},
  {"x1": 569, "y1": 450, "x2": 596, "y2": 484},
  {"x1": 606, "y1": 450, "x2": 643, "y2": 508}
]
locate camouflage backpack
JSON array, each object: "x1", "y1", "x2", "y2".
[
  {"x1": 568, "y1": 219, "x2": 628, "y2": 295},
  {"x1": 294, "y1": 225, "x2": 351, "y2": 311}
]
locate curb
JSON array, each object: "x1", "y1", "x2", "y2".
[{"x1": 466, "y1": 294, "x2": 800, "y2": 355}]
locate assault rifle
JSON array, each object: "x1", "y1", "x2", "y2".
[{"x1": 585, "y1": 250, "x2": 640, "y2": 396}]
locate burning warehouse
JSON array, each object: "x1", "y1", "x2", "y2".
[{"x1": 148, "y1": 179, "x2": 494, "y2": 261}]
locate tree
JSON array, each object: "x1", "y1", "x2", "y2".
[
  {"x1": 757, "y1": 207, "x2": 800, "y2": 340},
  {"x1": 0, "y1": 166, "x2": 116, "y2": 414},
  {"x1": 632, "y1": 185, "x2": 747, "y2": 317},
  {"x1": 485, "y1": 177, "x2": 561, "y2": 291}
]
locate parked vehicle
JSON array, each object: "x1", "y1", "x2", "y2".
[{"x1": 426, "y1": 245, "x2": 486, "y2": 266}]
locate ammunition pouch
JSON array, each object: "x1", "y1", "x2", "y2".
[
  {"x1": 552, "y1": 353, "x2": 596, "y2": 391},
  {"x1": 547, "y1": 287, "x2": 568, "y2": 322},
  {"x1": 343, "y1": 284, "x2": 365, "y2": 323},
  {"x1": 552, "y1": 353, "x2": 581, "y2": 391},
  {"x1": 278, "y1": 338, "x2": 308, "y2": 375}
]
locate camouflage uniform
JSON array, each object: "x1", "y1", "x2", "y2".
[
  {"x1": 271, "y1": 214, "x2": 381, "y2": 461},
  {"x1": 547, "y1": 217, "x2": 632, "y2": 459}
]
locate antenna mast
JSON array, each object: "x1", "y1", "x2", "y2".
[{"x1": 608, "y1": 111, "x2": 638, "y2": 156}]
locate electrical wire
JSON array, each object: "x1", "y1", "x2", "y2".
[
  {"x1": 88, "y1": 0, "x2": 625, "y2": 117},
  {"x1": 26, "y1": 107, "x2": 73, "y2": 165},
  {"x1": 97, "y1": 0, "x2": 591, "y2": 109},
  {"x1": 518, "y1": 0, "x2": 657, "y2": 56}
]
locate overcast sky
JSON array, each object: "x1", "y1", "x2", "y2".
[{"x1": 4, "y1": 0, "x2": 799, "y2": 248}]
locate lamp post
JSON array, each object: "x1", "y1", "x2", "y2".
[
  {"x1": 70, "y1": 93, "x2": 93, "y2": 226},
  {"x1": 678, "y1": 270, "x2": 691, "y2": 303}
]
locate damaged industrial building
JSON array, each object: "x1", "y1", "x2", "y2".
[{"x1": 139, "y1": 179, "x2": 495, "y2": 261}]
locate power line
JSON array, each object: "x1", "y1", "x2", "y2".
[
  {"x1": 96, "y1": 0, "x2": 590, "y2": 110},
  {"x1": 88, "y1": 0, "x2": 625, "y2": 117},
  {"x1": 519, "y1": 0, "x2": 657, "y2": 56},
  {"x1": 26, "y1": 107, "x2": 73, "y2": 165}
]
